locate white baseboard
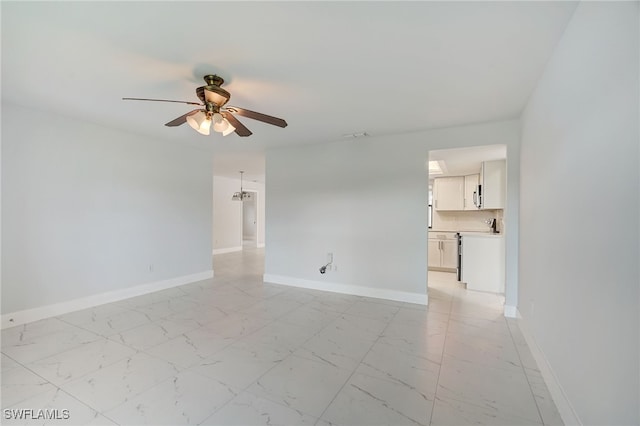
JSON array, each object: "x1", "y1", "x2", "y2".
[
  {"x1": 263, "y1": 274, "x2": 427, "y2": 306},
  {"x1": 212, "y1": 246, "x2": 243, "y2": 255},
  {"x1": 516, "y1": 310, "x2": 582, "y2": 426},
  {"x1": 503, "y1": 304, "x2": 517, "y2": 318},
  {"x1": 1, "y1": 270, "x2": 214, "y2": 329}
]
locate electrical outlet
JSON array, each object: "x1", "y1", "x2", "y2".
[
  {"x1": 333, "y1": 264, "x2": 338, "y2": 272},
  {"x1": 149, "y1": 263, "x2": 154, "y2": 273},
  {"x1": 327, "y1": 252, "x2": 333, "y2": 264}
]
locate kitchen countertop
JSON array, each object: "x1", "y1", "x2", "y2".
[
  {"x1": 430, "y1": 229, "x2": 497, "y2": 235},
  {"x1": 459, "y1": 231, "x2": 503, "y2": 238}
]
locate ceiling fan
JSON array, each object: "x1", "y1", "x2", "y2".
[{"x1": 123, "y1": 74, "x2": 287, "y2": 137}]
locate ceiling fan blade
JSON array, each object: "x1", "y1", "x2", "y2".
[
  {"x1": 165, "y1": 109, "x2": 201, "y2": 127},
  {"x1": 123, "y1": 97, "x2": 202, "y2": 106},
  {"x1": 224, "y1": 107, "x2": 288, "y2": 128},
  {"x1": 221, "y1": 111, "x2": 253, "y2": 137}
]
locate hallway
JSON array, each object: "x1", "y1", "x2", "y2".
[{"x1": 2, "y1": 248, "x2": 561, "y2": 425}]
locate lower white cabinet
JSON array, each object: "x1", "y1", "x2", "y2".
[
  {"x1": 428, "y1": 240, "x2": 441, "y2": 268},
  {"x1": 441, "y1": 240, "x2": 458, "y2": 269},
  {"x1": 428, "y1": 232, "x2": 458, "y2": 270},
  {"x1": 460, "y1": 233, "x2": 505, "y2": 293}
]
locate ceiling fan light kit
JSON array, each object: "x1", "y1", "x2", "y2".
[
  {"x1": 123, "y1": 74, "x2": 287, "y2": 138},
  {"x1": 186, "y1": 111, "x2": 211, "y2": 135},
  {"x1": 222, "y1": 123, "x2": 236, "y2": 136},
  {"x1": 212, "y1": 113, "x2": 229, "y2": 132}
]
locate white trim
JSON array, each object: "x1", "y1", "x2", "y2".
[
  {"x1": 212, "y1": 246, "x2": 243, "y2": 255},
  {"x1": 503, "y1": 304, "x2": 517, "y2": 318},
  {"x1": 257, "y1": 243, "x2": 265, "y2": 248},
  {"x1": 1, "y1": 270, "x2": 214, "y2": 329},
  {"x1": 263, "y1": 274, "x2": 427, "y2": 306},
  {"x1": 516, "y1": 309, "x2": 582, "y2": 426}
]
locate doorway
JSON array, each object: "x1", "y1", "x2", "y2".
[
  {"x1": 427, "y1": 145, "x2": 507, "y2": 300},
  {"x1": 242, "y1": 191, "x2": 258, "y2": 248}
]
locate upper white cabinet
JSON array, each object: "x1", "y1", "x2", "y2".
[
  {"x1": 479, "y1": 160, "x2": 506, "y2": 209},
  {"x1": 463, "y1": 174, "x2": 480, "y2": 211},
  {"x1": 433, "y1": 160, "x2": 505, "y2": 211},
  {"x1": 433, "y1": 176, "x2": 464, "y2": 211}
]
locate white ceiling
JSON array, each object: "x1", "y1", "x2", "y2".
[{"x1": 1, "y1": 1, "x2": 577, "y2": 182}]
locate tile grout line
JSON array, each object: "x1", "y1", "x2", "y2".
[
  {"x1": 91, "y1": 279, "x2": 282, "y2": 423},
  {"x1": 4, "y1": 254, "x2": 542, "y2": 425},
  {"x1": 429, "y1": 276, "x2": 461, "y2": 425},
  {"x1": 4, "y1": 275, "x2": 272, "y2": 423},
  {"x1": 2, "y1": 319, "x2": 155, "y2": 421},
  {"x1": 312, "y1": 306, "x2": 402, "y2": 425},
  {"x1": 426, "y1": 284, "x2": 454, "y2": 426},
  {"x1": 505, "y1": 319, "x2": 548, "y2": 426},
  {"x1": 167, "y1": 266, "x2": 354, "y2": 420},
  {"x1": 189, "y1": 290, "x2": 361, "y2": 424},
  {"x1": 1, "y1": 352, "x2": 111, "y2": 422},
  {"x1": 107, "y1": 282, "x2": 401, "y2": 423}
]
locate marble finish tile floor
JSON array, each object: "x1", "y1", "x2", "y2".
[{"x1": 1, "y1": 250, "x2": 563, "y2": 425}]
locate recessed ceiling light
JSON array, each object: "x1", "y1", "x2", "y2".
[{"x1": 428, "y1": 160, "x2": 444, "y2": 175}]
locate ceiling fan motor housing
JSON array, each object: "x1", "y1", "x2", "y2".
[{"x1": 196, "y1": 75, "x2": 230, "y2": 107}]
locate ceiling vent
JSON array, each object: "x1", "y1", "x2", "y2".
[{"x1": 342, "y1": 132, "x2": 369, "y2": 139}]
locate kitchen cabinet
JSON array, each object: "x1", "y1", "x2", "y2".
[
  {"x1": 463, "y1": 174, "x2": 480, "y2": 211},
  {"x1": 441, "y1": 239, "x2": 458, "y2": 268},
  {"x1": 427, "y1": 240, "x2": 441, "y2": 268},
  {"x1": 479, "y1": 160, "x2": 506, "y2": 209},
  {"x1": 433, "y1": 161, "x2": 504, "y2": 211},
  {"x1": 428, "y1": 232, "x2": 458, "y2": 271},
  {"x1": 433, "y1": 176, "x2": 463, "y2": 211}
]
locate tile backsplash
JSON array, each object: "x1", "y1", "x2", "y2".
[{"x1": 432, "y1": 209, "x2": 504, "y2": 233}]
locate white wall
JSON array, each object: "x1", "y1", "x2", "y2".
[
  {"x1": 244, "y1": 180, "x2": 266, "y2": 247},
  {"x1": 519, "y1": 2, "x2": 639, "y2": 424},
  {"x1": 265, "y1": 120, "x2": 520, "y2": 305},
  {"x1": 212, "y1": 176, "x2": 265, "y2": 253},
  {"x1": 212, "y1": 176, "x2": 243, "y2": 252},
  {"x1": 2, "y1": 103, "x2": 213, "y2": 315},
  {"x1": 243, "y1": 195, "x2": 257, "y2": 240}
]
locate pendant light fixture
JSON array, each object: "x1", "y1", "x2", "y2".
[{"x1": 231, "y1": 171, "x2": 250, "y2": 201}]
